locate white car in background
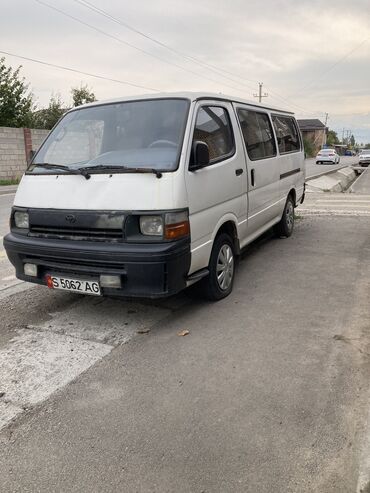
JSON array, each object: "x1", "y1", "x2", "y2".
[
  {"x1": 316, "y1": 149, "x2": 340, "y2": 164},
  {"x1": 358, "y1": 149, "x2": 370, "y2": 167}
]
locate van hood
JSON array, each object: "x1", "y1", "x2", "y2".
[{"x1": 14, "y1": 173, "x2": 187, "y2": 211}]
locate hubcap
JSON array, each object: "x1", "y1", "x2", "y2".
[
  {"x1": 286, "y1": 200, "x2": 294, "y2": 232},
  {"x1": 216, "y1": 244, "x2": 234, "y2": 291}
]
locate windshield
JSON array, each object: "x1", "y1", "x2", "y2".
[{"x1": 30, "y1": 98, "x2": 190, "y2": 174}]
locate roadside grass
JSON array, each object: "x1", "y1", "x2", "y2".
[
  {"x1": 294, "y1": 212, "x2": 303, "y2": 220},
  {"x1": 0, "y1": 178, "x2": 20, "y2": 186}
]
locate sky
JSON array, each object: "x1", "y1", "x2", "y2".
[{"x1": 1, "y1": 0, "x2": 370, "y2": 143}]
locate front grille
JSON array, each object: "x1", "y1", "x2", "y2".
[
  {"x1": 23, "y1": 255, "x2": 126, "y2": 276},
  {"x1": 29, "y1": 225, "x2": 123, "y2": 242}
]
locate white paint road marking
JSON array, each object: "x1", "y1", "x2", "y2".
[
  {"x1": 316, "y1": 199, "x2": 370, "y2": 203},
  {"x1": 0, "y1": 329, "x2": 112, "y2": 430},
  {"x1": 0, "y1": 295, "x2": 172, "y2": 430},
  {"x1": 299, "y1": 209, "x2": 370, "y2": 216},
  {"x1": 30, "y1": 296, "x2": 171, "y2": 345},
  {"x1": 1, "y1": 275, "x2": 15, "y2": 282}
]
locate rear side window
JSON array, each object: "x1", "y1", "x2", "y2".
[
  {"x1": 237, "y1": 109, "x2": 276, "y2": 161},
  {"x1": 272, "y1": 116, "x2": 301, "y2": 154},
  {"x1": 193, "y1": 106, "x2": 234, "y2": 163}
]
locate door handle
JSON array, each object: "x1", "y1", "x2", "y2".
[
  {"x1": 235, "y1": 168, "x2": 244, "y2": 176},
  {"x1": 251, "y1": 169, "x2": 255, "y2": 186}
]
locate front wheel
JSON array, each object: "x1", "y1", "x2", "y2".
[
  {"x1": 274, "y1": 195, "x2": 295, "y2": 238},
  {"x1": 201, "y1": 233, "x2": 235, "y2": 301}
]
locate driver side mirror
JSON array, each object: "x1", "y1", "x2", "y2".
[{"x1": 189, "y1": 141, "x2": 210, "y2": 171}]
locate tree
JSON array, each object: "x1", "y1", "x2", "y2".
[
  {"x1": 0, "y1": 57, "x2": 34, "y2": 127},
  {"x1": 71, "y1": 84, "x2": 96, "y2": 107},
  {"x1": 32, "y1": 94, "x2": 67, "y2": 130},
  {"x1": 303, "y1": 137, "x2": 315, "y2": 158},
  {"x1": 326, "y1": 129, "x2": 339, "y2": 146},
  {"x1": 350, "y1": 135, "x2": 355, "y2": 148}
]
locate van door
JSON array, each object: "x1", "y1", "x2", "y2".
[
  {"x1": 186, "y1": 101, "x2": 248, "y2": 274},
  {"x1": 235, "y1": 107, "x2": 281, "y2": 239}
]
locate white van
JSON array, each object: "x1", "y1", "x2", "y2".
[{"x1": 4, "y1": 92, "x2": 305, "y2": 300}]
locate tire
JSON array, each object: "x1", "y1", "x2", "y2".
[
  {"x1": 274, "y1": 195, "x2": 295, "y2": 238},
  {"x1": 201, "y1": 233, "x2": 235, "y2": 301}
]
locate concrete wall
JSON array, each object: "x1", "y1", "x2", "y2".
[
  {"x1": 31, "y1": 129, "x2": 49, "y2": 152},
  {"x1": 0, "y1": 127, "x2": 49, "y2": 181},
  {"x1": 301, "y1": 129, "x2": 326, "y2": 154}
]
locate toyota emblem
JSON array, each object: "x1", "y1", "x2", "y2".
[{"x1": 65, "y1": 214, "x2": 76, "y2": 224}]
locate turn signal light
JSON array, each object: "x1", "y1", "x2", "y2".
[{"x1": 165, "y1": 220, "x2": 190, "y2": 240}]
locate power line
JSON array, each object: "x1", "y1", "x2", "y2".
[
  {"x1": 266, "y1": 90, "x2": 326, "y2": 117},
  {"x1": 35, "y1": 0, "x2": 329, "y2": 114},
  {"x1": 72, "y1": 0, "x2": 259, "y2": 87},
  {"x1": 70, "y1": 0, "x2": 334, "y2": 116},
  {"x1": 0, "y1": 49, "x2": 160, "y2": 92},
  {"x1": 34, "y1": 0, "x2": 257, "y2": 95}
]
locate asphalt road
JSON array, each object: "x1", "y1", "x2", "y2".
[
  {"x1": 305, "y1": 155, "x2": 358, "y2": 178},
  {"x1": 0, "y1": 192, "x2": 13, "y2": 238},
  {"x1": 0, "y1": 215, "x2": 369, "y2": 493},
  {"x1": 0, "y1": 193, "x2": 20, "y2": 291}
]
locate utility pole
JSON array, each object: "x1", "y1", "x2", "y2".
[
  {"x1": 322, "y1": 113, "x2": 329, "y2": 147},
  {"x1": 253, "y1": 82, "x2": 268, "y2": 103}
]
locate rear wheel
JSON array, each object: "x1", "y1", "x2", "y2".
[
  {"x1": 274, "y1": 195, "x2": 295, "y2": 238},
  {"x1": 201, "y1": 233, "x2": 235, "y2": 301}
]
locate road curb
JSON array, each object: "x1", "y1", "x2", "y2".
[
  {"x1": 349, "y1": 168, "x2": 370, "y2": 194},
  {"x1": 306, "y1": 164, "x2": 349, "y2": 182}
]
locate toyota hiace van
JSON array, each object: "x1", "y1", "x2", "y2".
[{"x1": 4, "y1": 93, "x2": 305, "y2": 300}]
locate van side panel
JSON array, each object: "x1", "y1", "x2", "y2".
[{"x1": 271, "y1": 115, "x2": 305, "y2": 206}]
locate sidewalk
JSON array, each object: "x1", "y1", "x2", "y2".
[{"x1": 350, "y1": 167, "x2": 370, "y2": 194}]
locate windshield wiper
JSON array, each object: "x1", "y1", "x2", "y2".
[
  {"x1": 80, "y1": 164, "x2": 163, "y2": 179},
  {"x1": 30, "y1": 163, "x2": 91, "y2": 180}
]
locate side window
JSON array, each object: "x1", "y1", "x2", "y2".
[
  {"x1": 272, "y1": 116, "x2": 301, "y2": 154},
  {"x1": 192, "y1": 106, "x2": 234, "y2": 163},
  {"x1": 237, "y1": 109, "x2": 276, "y2": 161}
]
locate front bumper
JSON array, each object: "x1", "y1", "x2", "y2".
[{"x1": 3, "y1": 233, "x2": 191, "y2": 298}]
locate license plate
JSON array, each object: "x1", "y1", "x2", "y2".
[{"x1": 47, "y1": 275, "x2": 101, "y2": 296}]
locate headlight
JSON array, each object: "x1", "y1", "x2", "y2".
[
  {"x1": 14, "y1": 211, "x2": 29, "y2": 229},
  {"x1": 139, "y1": 215, "x2": 163, "y2": 236}
]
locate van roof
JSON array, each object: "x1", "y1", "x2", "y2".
[{"x1": 74, "y1": 91, "x2": 294, "y2": 115}]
